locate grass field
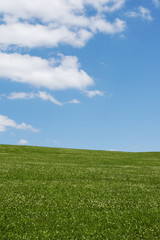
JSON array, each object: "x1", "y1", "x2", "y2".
[{"x1": 0, "y1": 145, "x2": 160, "y2": 239}]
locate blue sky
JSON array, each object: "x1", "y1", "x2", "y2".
[{"x1": 0, "y1": 0, "x2": 160, "y2": 152}]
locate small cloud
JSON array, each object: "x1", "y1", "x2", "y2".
[
  {"x1": 67, "y1": 99, "x2": 81, "y2": 104},
  {"x1": 7, "y1": 91, "x2": 62, "y2": 106},
  {"x1": 126, "y1": 6, "x2": 153, "y2": 21},
  {"x1": 120, "y1": 34, "x2": 126, "y2": 39},
  {"x1": 8, "y1": 92, "x2": 35, "y2": 100},
  {"x1": 86, "y1": 90, "x2": 104, "y2": 98},
  {"x1": 16, "y1": 122, "x2": 39, "y2": 133},
  {"x1": 53, "y1": 140, "x2": 59, "y2": 146},
  {"x1": 139, "y1": 7, "x2": 153, "y2": 21},
  {"x1": 152, "y1": 0, "x2": 160, "y2": 8},
  {"x1": 18, "y1": 139, "x2": 29, "y2": 145},
  {"x1": 0, "y1": 94, "x2": 6, "y2": 100},
  {"x1": 0, "y1": 114, "x2": 39, "y2": 132},
  {"x1": 37, "y1": 91, "x2": 62, "y2": 106},
  {"x1": 126, "y1": 11, "x2": 138, "y2": 18}
]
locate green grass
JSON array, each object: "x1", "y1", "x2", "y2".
[{"x1": 0, "y1": 145, "x2": 160, "y2": 239}]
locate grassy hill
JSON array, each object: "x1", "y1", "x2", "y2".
[{"x1": 0, "y1": 145, "x2": 160, "y2": 239}]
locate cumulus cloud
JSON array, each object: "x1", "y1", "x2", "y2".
[
  {"x1": 0, "y1": 52, "x2": 93, "y2": 91},
  {"x1": 126, "y1": 7, "x2": 153, "y2": 21},
  {"x1": 0, "y1": 1, "x2": 126, "y2": 106},
  {"x1": 0, "y1": 22, "x2": 92, "y2": 48},
  {"x1": 0, "y1": 0, "x2": 125, "y2": 22},
  {"x1": 0, "y1": 1, "x2": 126, "y2": 101},
  {"x1": 0, "y1": 114, "x2": 38, "y2": 132},
  {"x1": 18, "y1": 139, "x2": 29, "y2": 145},
  {"x1": 0, "y1": 0, "x2": 126, "y2": 49}
]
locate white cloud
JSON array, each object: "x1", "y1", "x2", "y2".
[
  {"x1": 3, "y1": 90, "x2": 104, "y2": 104},
  {"x1": 18, "y1": 139, "x2": 29, "y2": 145},
  {"x1": 8, "y1": 91, "x2": 62, "y2": 106},
  {"x1": 0, "y1": 1, "x2": 126, "y2": 107},
  {"x1": 0, "y1": 0, "x2": 126, "y2": 49},
  {"x1": 139, "y1": 7, "x2": 153, "y2": 21},
  {"x1": 7, "y1": 91, "x2": 82, "y2": 105},
  {"x1": 0, "y1": 1, "x2": 126, "y2": 103},
  {"x1": 0, "y1": 0, "x2": 125, "y2": 21},
  {"x1": 0, "y1": 52, "x2": 93, "y2": 91},
  {"x1": 0, "y1": 22, "x2": 92, "y2": 48},
  {"x1": 126, "y1": 11, "x2": 138, "y2": 18},
  {"x1": 37, "y1": 91, "x2": 62, "y2": 105},
  {"x1": 126, "y1": 6, "x2": 153, "y2": 21},
  {"x1": 8, "y1": 92, "x2": 35, "y2": 100},
  {"x1": 86, "y1": 90, "x2": 104, "y2": 98},
  {"x1": 90, "y1": 16, "x2": 125, "y2": 34},
  {"x1": 67, "y1": 99, "x2": 81, "y2": 104},
  {"x1": 152, "y1": 0, "x2": 160, "y2": 8},
  {"x1": 0, "y1": 114, "x2": 38, "y2": 132}
]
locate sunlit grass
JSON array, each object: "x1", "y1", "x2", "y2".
[{"x1": 0, "y1": 145, "x2": 160, "y2": 239}]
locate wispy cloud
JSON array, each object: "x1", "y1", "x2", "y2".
[
  {"x1": 8, "y1": 91, "x2": 62, "y2": 105},
  {"x1": 85, "y1": 90, "x2": 104, "y2": 98},
  {"x1": 0, "y1": 94, "x2": 5, "y2": 100},
  {"x1": 6, "y1": 91, "x2": 81, "y2": 105},
  {"x1": 152, "y1": 0, "x2": 160, "y2": 8},
  {"x1": 36, "y1": 91, "x2": 62, "y2": 105},
  {"x1": 67, "y1": 99, "x2": 81, "y2": 104},
  {"x1": 8, "y1": 92, "x2": 35, "y2": 100},
  {"x1": 126, "y1": 6, "x2": 153, "y2": 21},
  {"x1": 0, "y1": 114, "x2": 39, "y2": 132}
]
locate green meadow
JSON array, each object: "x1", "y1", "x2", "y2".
[{"x1": 0, "y1": 145, "x2": 160, "y2": 239}]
